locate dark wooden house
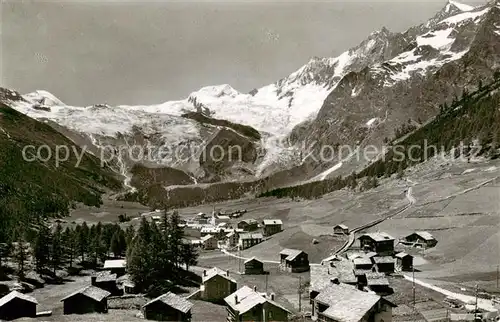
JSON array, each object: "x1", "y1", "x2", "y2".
[
  {"x1": 262, "y1": 219, "x2": 283, "y2": 237},
  {"x1": 353, "y1": 256, "x2": 374, "y2": 271},
  {"x1": 92, "y1": 272, "x2": 121, "y2": 296},
  {"x1": 237, "y1": 219, "x2": 258, "y2": 231},
  {"x1": 395, "y1": 252, "x2": 413, "y2": 271},
  {"x1": 403, "y1": 231, "x2": 437, "y2": 248},
  {"x1": 358, "y1": 232, "x2": 395, "y2": 256},
  {"x1": 279, "y1": 249, "x2": 309, "y2": 273},
  {"x1": 333, "y1": 224, "x2": 349, "y2": 235},
  {"x1": 142, "y1": 292, "x2": 193, "y2": 321},
  {"x1": 201, "y1": 267, "x2": 237, "y2": 303},
  {"x1": 61, "y1": 285, "x2": 111, "y2": 315},
  {"x1": 244, "y1": 257, "x2": 264, "y2": 275},
  {"x1": 0, "y1": 291, "x2": 37, "y2": 320},
  {"x1": 372, "y1": 256, "x2": 395, "y2": 273}
]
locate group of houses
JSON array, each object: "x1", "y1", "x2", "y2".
[
  {"x1": 0, "y1": 259, "x2": 133, "y2": 321},
  {"x1": 184, "y1": 211, "x2": 284, "y2": 251}
]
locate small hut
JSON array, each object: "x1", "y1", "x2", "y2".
[{"x1": 244, "y1": 257, "x2": 264, "y2": 275}]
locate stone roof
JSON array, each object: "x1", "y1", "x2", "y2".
[
  {"x1": 353, "y1": 257, "x2": 373, "y2": 266},
  {"x1": 366, "y1": 272, "x2": 390, "y2": 286},
  {"x1": 359, "y1": 232, "x2": 394, "y2": 242},
  {"x1": 238, "y1": 219, "x2": 257, "y2": 225},
  {"x1": 201, "y1": 234, "x2": 215, "y2": 242},
  {"x1": 310, "y1": 260, "x2": 356, "y2": 293},
  {"x1": 395, "y1": 252, "x2": 413, "y2": 259},
  {"x1": 95, "y1": 271, "x2": 118, "y2": 282},
  {"x1": 224, "y1": 286, "x2": 291, "y2": 315},
  {"x1": 0, "y1": 291, "x2": 38, "y2": 307},
  {"x1": 202, "y1": 267, "x2": 237, "y2": 284},
  {"x1": 244, "y1": 257, "x2": 262, "y2": 264},
  {"x1": 144, "y1": 292, "x2": 193, "y2": 313},
  {"x1": 262, "y1": 219, "x2": 283, "y2": 225},
  {"x1": 279, "y1": 248, "x2": 305, "y2": 261},
  {"x1": 334, "y1": 224, "x2": 348, "y2": 229},
  {"x1": 103, "y1": 259, "x2": 126, "y2": 269},
  {"x1": 373, "y1": 256, "x2": 395, "y2": 264},
  {"x1": 315, "y1": 283, "x2": 385, "y2": 322},
  {"x1": 61, "y1": 285, "x2": 111, "y2": 302}
]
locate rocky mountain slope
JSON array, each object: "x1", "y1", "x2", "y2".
[
  {"x1": 0, "y1": 88, "x2": 121, "y2": 234},
  {"x1": 3, "y1": 0, "x2": 500, "y2": 206}
]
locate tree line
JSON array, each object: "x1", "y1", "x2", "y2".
[{"x1": 1, "y1": 210, "x2": 199, "y2": 297}]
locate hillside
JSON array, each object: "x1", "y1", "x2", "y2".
[
  {"x1": 0, "y1": 90, "x2": 121, "y2": 235},
  {"x1": 260, "y1": 75, "x2": 500, "y2": 199}
]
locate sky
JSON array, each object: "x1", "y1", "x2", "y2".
[{"x1": 0, "y1": 0, "x2": 488, "y2": 106}]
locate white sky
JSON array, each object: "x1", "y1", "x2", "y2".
[{"x1": 0, "y1": 0, "x2": 487, "y2": 106}]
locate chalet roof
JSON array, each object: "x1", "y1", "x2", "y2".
[
  {"x1": 0, "y1": 291, "x2": 38, "y2": 307},
  {"x1": 95, "y1": 271, "x2": 118, "y2": 283},
  {"x1": 280, "y1": 248, "x2": 305, "y2": 261},
  {"x1": 395, "y1": 252, "x2": 413, "y2": 259},
  {"x1": 144, "y1": 292, "x2": 193, "y2": 313},
  {"x1": 353, "y1": 257, "x2": 373, "y2": 266},
  {"x1": 239, "y1": 233, "x2": 263, "y2": 240},
  {"x1": 372, "y1": 256, "x2": 395, "y2": 264},
  {"x1": 315, "y1": 283, "x2": 384, "y2": 322},
  {"x1": 224, "y1": 286, "x2": 291, "y2": 315},
  {"x1": 202, "y1": 267, "x2": 237, "y2": 284},
  {"x1": 262, "y1": 219, "x2": 283, "y2": 226},
  {"x1": 239, "y1": 219, "x2": 257, "y2": 225},
  {"x1": 366, "y1": 272, "x2": 390, "y2": 286},
  {"x1": 365, "y1": 252, "x2": 378, "y2": 258},
  {"x1": 201, "y1": 234, "x2": 215, "y2": 242},
  {"x1": 310, "y1": 261, "x2": 356, "y2": 293},
  {"x1": 359, "y1": 232, "x2": 394, "y2": 242},
  {"x1": 103, "y1": 259, "x2": 126, "y2": 269},
  {"x1": 408, "y1": 231, "x2": 436, "y2": 241},
  {"x1": 334, "y1": 224, "x2": 348, "y2": 229},
  {"x1": 244, "y1": 257, "x2": 262, "y2": 265},
  {"x1": 61, "y1": 285, "x2": 111, "y2": 303},
  {"x1": 201, "y1": 227, "x2": 220, "y2": 234}
]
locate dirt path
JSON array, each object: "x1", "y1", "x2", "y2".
[{"x1": 403, "y1": 275, "x2": 497, "y2": 312}]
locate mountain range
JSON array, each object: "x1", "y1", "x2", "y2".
[{"x1": 2, "y1": 0, "x2": 500, "y2": 208}]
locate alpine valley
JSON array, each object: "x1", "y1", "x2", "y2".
[{"x1": 2, "y1": 0, "x2": 500, "y2": 209}]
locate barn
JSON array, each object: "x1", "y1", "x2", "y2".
[
  {"x1": 0, "y1": 291, "x2": 37, "y2": 320},
  {"x1": 333, "y1": 224, "x2": 349, "y2": 235},
  {"x1": 279, "y1": 249, "x2": 309, "y2": 273},
  {"x1": 142, "y1": 292, "x2": 193, "y2": 321},
  {"x1": 395, "y1": 252, "x2": 413, "y2": 271},
  {"x1": 244, "y1": 257, "x2": 264, "y2": 275},
  {"x1": 61, "y1": 285, "x2": 111, "y2": 315},
  {"x1": 404, "y1": 231, "x2": 437, "y2": 248}
]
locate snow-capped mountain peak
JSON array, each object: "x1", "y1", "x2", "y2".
[{"x1": 445, "y1": 0, "x2": 474, "y2": 13}]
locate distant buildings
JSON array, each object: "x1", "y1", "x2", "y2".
[
  {"x1": 238, "y1": 233, "x2": 263, "y2": 249},
  {"x1": 402, "y1": 231, "x2": 437, "y2": 248},
  {"x1": 142, "y1": 292, "x2": 193, "y2": 321},
  {"x1": 237, "y1": 219, "x2": 259, "y2": 231},
  {"x1": 61, "y1": 285, "x2": 111, "y2": 315},
  {"x1": 358, "y1": 232, "x2": 395, "y2": 256},
  {"x1": 201, "y1": 267, "x2": 237, "y2": 303},
  {"x1": 244, "y1": 257, "x2": 264, "y2": 275},
  {"x1": 201, "y1": 234, "x2": 217, "y2": 250},
  {"x1": 333, "y1": 224, "x2": 349, "y2": 235},
  {"x1": 311, "y1": 282, "x2": 396, "y2": 321},
  {"x1": 224, "y1": 286, "x2": 291, "y2": 322},
  {"x1": 262, "y1": 219, "x2": 283, "y2": 237},
  {"x1": 0, "y1": 291, "x2": 38, "y2": 320},
  {"x1": 225, "y1": 231, "x2": 239, "y2": 248},
  {"x1": 279, "y1": 249, "x2": 309, "y2": 273},
  {"x1": 103, "y1": 259, "x2": 126, "y2": 276},
  {"x1": 395, "y1": 252, "x2": 413, "y2": 271}
]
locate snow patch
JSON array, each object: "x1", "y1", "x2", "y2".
[
  {"x1": 461, "y1": 168, "x2": 476, "y2": 174},
  {"x1": 447, "y1": 0, "x2": 474, "y2": 12},
  {"x1": 439, "y1": 7, "x2": 490, "y2": 25},
  {"x1": 309, "y1": 161, "x2": 343, "y2": 182},
  {"x1": 366, "y1": 117, "x2": 379, "y2": 127},
  {"x1": 416, "y1": 28, "x2": 454, "y2": 50}
]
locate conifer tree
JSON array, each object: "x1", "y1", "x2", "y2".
[
  {"x1": 33, "y1": 223, "x2": 51, "y2": 273},
  {"x1": 13, "y1": 229, "x2": 30, "y2": 280},
  {"x1": 50, "y1": 223, "x2": 64, "y2": 275},
  {"x1": 77, "y1": 222, "x2": 89, "y2": 263}
]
